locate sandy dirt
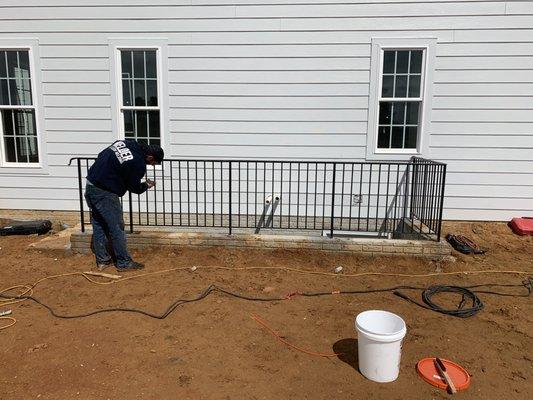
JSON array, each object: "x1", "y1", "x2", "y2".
[{"x1": 0, "y1": 221, "x2": 532, "y2": 400}]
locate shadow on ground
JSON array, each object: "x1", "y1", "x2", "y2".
[{"x1": 333, "y1": 338, "x2": 359, "y2": 373}]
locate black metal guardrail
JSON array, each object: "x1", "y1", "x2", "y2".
[{"x1": 69, "y1": 156, "x2": 446, "y2": 241}]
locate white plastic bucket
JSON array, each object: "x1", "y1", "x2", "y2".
[{"x1": 355, "y1": 310, "x2": 407, "y2": 383}]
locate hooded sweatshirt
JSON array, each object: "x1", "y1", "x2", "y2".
[{"x1": 87, "y1": 140, "x2": 149, "y2": 196}]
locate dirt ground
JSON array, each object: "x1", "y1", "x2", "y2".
[{"x1": 0, "y1": 221, "x2": 532, "y2": 400}]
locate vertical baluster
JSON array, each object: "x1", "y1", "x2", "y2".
[
  {"x1": 289, "y1": 163, "x2": 292, "y2": 228},
  {"x1": 153, "y1": 165, "x2": 157, "y2": 226},
  {"x1": 77, "y1": 159, "x2": 85, "y2": 232},
  {"x1": 170, "y1": 161, "x2": 174, "y2": 226},
  {"x1": 220, "y1": 161, "x2": 224, "y2": 227},
  {"x1": 297, "y1": 163, "x2": 300, "y2": 229},
  {"x1": 195, "y1": 161, "x2": 199, "y2": 227},
  {"x1": 255, "y1": 162, "x2": 258, "y2": 228},
  {"x1": 313, "y1": 162, "x2": 318, "y2": 230},
  {"x1": 330, "y1": 163, "x2": 336, "y2": 238},
  {"x1": 340, "y1": 163, "x2": 345, "y2": 230},
  {"x1": 349, "y1": 163, "x2": 354, "y2": 231},
  {"x1": 238, "y1": 161, "x2": 241, "y2": 228},
  {"x1": 178, "y1": 161, "x2": 182, "y2": 226},
  {"x1": 212, "y1": 161, "x2": 215, "y2": 227},
  {"x1": 271, "y1": 162, "x2": 275, "y2": 228},
  {"x1": 162, "y1": 161, "x2": 166, "y2": 226},
  {"x1": 229, "y1": 161, "x2": 232, "y2": 234},
  {"x1": 280, "y1": 162, "x2": 284, "y2": 228},
  {"x1": 358, "y1": 164, "x2": 363, "y2": 231},
  {"x1": 367, "y1": 165, "x2": 372, "y2": 232},
  {"x1": 322, "y1": 163, "x2": 327, "y2": 231},
  {"x1": 247, "y1": 161, "x2": 250, "y2": 228},
  {"x1": 305, "y1": 163, "x2": 309, "y2": 229},
  {"x1": 376, "y1": 164, "x2": 381, "y2": 232},
  {"x1": 203, "y1": 161, "x2": 207, "y2": 227},
  {"x1": 128, "y1": 191, "x2": 133, "y2": 233},
  {"x1": 187, "y1": 161, "x2": 190, "y2": 226},
  {"x1": 437, "y1": 164, "x2": 446, "y2": 241},
  {"x1": 384, "y1": 165, "x2": 391, "y2": 234}
]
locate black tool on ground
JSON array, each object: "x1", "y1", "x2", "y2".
[
  {"x1": 0, "y1": 278, "x2": 530, "y2": 320},
  {"x1": 0, "y1": 220, "x2": 52, "y2": 236},
  {"x1": 445, "y1": 234, "x2": 486, "y2": 255}
]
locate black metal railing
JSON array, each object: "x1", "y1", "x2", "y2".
[{"x1": 69, "y1": 156, "x2": 446, "y2": 241}]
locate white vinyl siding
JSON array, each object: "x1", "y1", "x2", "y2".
[{"x1": 0, "y1": 1, "x2": 530, "y2": 222}]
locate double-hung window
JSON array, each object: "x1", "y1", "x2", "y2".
[
  {"x1": 119, "y1": 49, "x2": 160, "y2": 146},
  {"x1": 367, "y1": 38, "x2": 436, "y2": 159},
  {"x1": 378, "y1": 50, "x2": 423, "y2": 150},
  {"x1": 0, "y1": 49, "x2": 38, "y2": 164}
]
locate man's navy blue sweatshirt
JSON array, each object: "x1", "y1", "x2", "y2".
[{"x1": 87, "y1": 140, "x2": 149, "y2": 196}]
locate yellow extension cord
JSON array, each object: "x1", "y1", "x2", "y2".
[{"x1": 1, "y1": 265, "x2": 531, "y2": 331}]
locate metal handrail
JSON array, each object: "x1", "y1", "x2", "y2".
[{"x1": 71, "y1": 156, "x2": 446, "y2": 241}]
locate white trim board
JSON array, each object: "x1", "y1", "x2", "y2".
[{"x1": 366, "y1": 37, "x2": 437, "y2": 161}]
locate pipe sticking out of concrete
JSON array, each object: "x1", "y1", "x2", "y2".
[{"x1": 265, "y1": 195, "x2": 281, "y2": 204}]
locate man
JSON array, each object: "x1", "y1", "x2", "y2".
[{"x1": 85, "y1": 140, "x2": 164, "y2": 271}]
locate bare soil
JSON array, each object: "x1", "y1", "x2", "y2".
[{"x1": 0, "y1": 221, "x2": 532, "y2": 400}]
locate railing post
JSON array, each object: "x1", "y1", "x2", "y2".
[
  {"x1": 229, "y1": 161, "x2": 232, "y2": 235},
  {"x1": 402, "y1": 163, "x2": 410, "y2": 234},
  {"x1": 330, "y1": 163, "x2": 336, "y2": 238},
  {"x1": 436, "y1": 164, "x2": 447, "y2": 241},
  {"x1": 409, "y1": 157, "x2": 418, "y2": 219},
  {"x1": 128, "y1": 191, "x2": 134, "y2": 234},
  {"x1": 76, "y1": 158, "x2": 85, "y2": 233}
]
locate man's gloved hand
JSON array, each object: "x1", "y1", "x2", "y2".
[{"x1": 146, "y1": 179, "x2": 156, "y2": 189}]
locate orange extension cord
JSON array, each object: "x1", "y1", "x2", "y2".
[{"x1": 250, "y1": 313, "x2": 342, "y2": 358}]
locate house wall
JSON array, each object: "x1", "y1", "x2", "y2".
[{"x1": 0, "y1": 0, "x2": 532, "y2": 221}]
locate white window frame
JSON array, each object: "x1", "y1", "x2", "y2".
[
  {"x1": 109, "y1": 38, "x2": 169, "y2": 153},
  {"x1": 0, "y1": 39, "x2": 47, "y2": 171},
  {"x1": 366, "y1": 38, "x2": 436, "y2": 161}
]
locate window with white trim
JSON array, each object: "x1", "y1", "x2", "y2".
[
  {"x1": 119, "y1": 49, "x2": 160, "y2": 146},
  {"x1": 0, "y1": 49, "x2": 39, "y2": 163},
  {"x1": 378, "y1": 50, "x2": 424, "y2": 150},
  {"x1": 366, "y1": 38, "x2": 436, "y2": 160}
]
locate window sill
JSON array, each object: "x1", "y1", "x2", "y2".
[
  {"x1": 365, "y1": 151, "x2": 422, "y2": 162},
  {"x1": 0, "y1": 164, "x2": 50, "y2": 175}
]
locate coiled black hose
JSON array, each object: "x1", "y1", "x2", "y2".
[
  {"x1": 394, "y1": 278, "x2": 532, "y2": 318},
  {"x1": 422, "y1": 285, "x2": 484, "y2": 318}
]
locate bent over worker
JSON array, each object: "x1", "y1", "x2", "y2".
[{"x1": 85, "y1": 140, "x2": 164, "y2": 271}]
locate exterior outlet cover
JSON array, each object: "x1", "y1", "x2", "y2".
[{"x1": 352, "y1": 195, "x2": 363, "y2": 205}]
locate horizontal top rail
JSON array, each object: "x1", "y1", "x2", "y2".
[{"x1": 69, "y1": 156, "x2": 442, "y2": 166}]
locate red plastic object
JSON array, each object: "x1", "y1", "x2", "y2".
[
  {"x1": 416, "y1": 358, "x2": 471, "y2": 392},
  {"x1": 509, "y1": 217, "x2": 533, "y2": 236}
]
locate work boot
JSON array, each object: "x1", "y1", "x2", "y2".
[
  {"x1": 96, "y1": 260, "x2": 113, "y2": 271},
  {"x1": 116, "y1": 260, "x2": 144, "y2": 272}
]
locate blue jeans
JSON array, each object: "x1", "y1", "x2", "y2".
[{"x1": 84, "y1": 183, "x2": 132, "y2": 268}]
